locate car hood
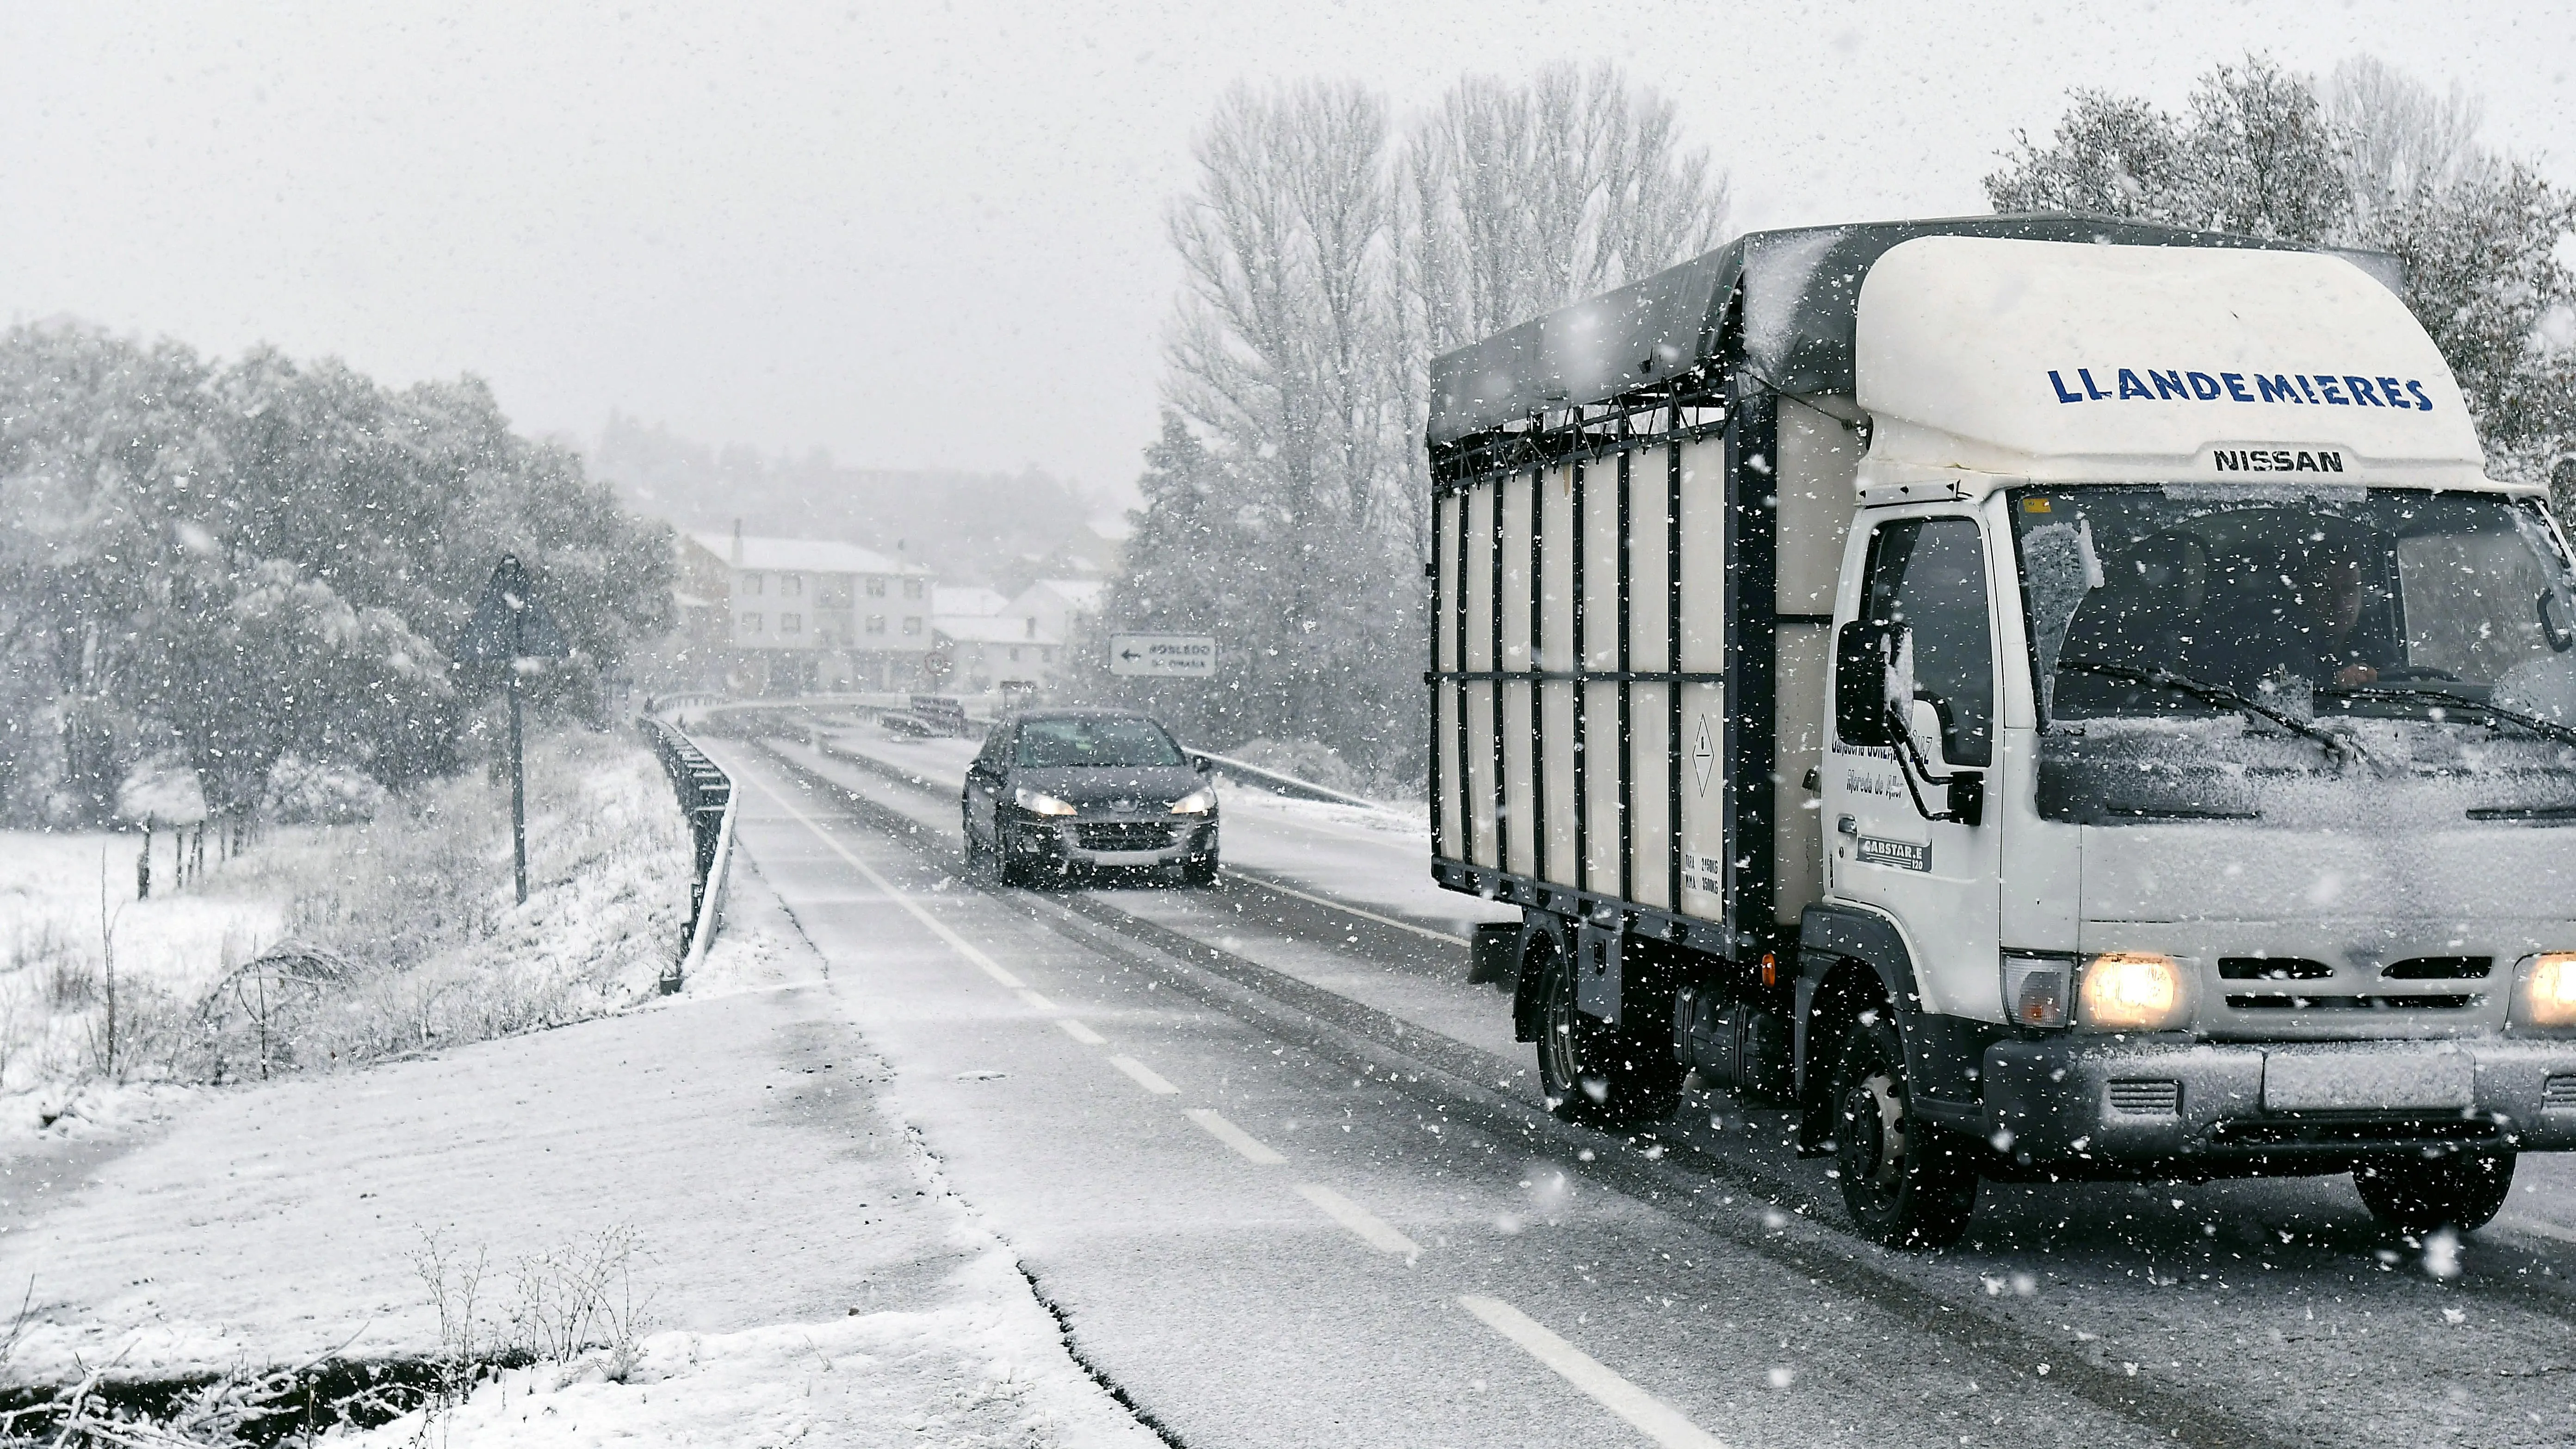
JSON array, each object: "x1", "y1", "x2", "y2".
[{"x1": 1014, "y1": 765, "x2": 1205, "y2": 811}]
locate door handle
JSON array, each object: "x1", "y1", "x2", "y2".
[{"x1": 1836, "y1": 814, "x2": 1858, "y2": 837}]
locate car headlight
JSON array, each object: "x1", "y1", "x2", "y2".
[
  {"x1": 2078, "y1": 952, "x2": 2189, "y2": 1032},
  {"x1": 1170, "y1": 787, "x2": 1216, "y2": 815},
  {"x1": 1014, "y1": 786, "x2": 1077, "y2": 817},
  {"x1": 2514, "y1": 952, "x2": 2576, "y2": 1029}
]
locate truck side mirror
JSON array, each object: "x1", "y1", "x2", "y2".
[{"x1": 1834, "y1": 621, "x2": 1909, "y2": 747}]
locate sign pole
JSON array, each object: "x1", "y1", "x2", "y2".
[{"x1": 509, "y1": 578, "x2": 528, "y2": 905}]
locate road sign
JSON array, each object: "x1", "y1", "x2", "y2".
[
  {"x1": 454, "y1": 555, "x2": 570, "y2": 666},
  {"x1": 1108, "y1": 633, "x2": 1216, "y2": 678}
]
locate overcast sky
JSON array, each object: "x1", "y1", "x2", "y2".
[{"x1": 3, "y1": 1, "x2": 2569, "y2": 510}]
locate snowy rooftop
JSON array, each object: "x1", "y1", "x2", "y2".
[
  {"x1": 935, "y1": 615, "x2": 1046, "y2": 644},
  {"x1": 934, "y1": 585, "x2": 1010, "y2": 617},
  {"x1": 686, "y1": 532, "x2": 926, "y2": 576}
]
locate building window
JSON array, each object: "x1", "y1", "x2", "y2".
[
  {"x1": 903, "y1": 616, "x2": 923, "y2": 636},
  {"x1": 781, "y1": 574, "x2": 803, "y2": 597},
  {"x1": 866, "y1": 615, "x2": 886, "y2": 635},
  {"x1": 1040, "y1": 647, "x2": 1053, "y2": 663},
  {"x1": 742, "y1": 573, "x2": 764, "y2": 595},
  {"x1": 781, "y1": 613, "x2": 802, "y2": 634},
  {"x1": 867, "y1": 577, "x2": 887, "y2": 597},
  {"x1": 1008, "y1": 646, "x2": 1021, "y2": 663},
  {"x1": 903, "y1": 578, "x2": 923, "y2": 600},
  {"x1": 742, "y1": 612, "x2": 763, "y2": 632}
]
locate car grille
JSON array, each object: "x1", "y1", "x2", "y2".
[
  {"x1": 2545, "y1": 1075, "x2": 2576, "y2": 1111},
  {"x1": 1074, "y1": 821, "x2": 1178, "y2": 851},
  {"x1": 2106, "y1": 1079, "x2": 2182, "y2": 1115}
]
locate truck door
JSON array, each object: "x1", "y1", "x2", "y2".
[{"x1": 1827, "y1": 515, "x2": 2001, "y2": 1014}]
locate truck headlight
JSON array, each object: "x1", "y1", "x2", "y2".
[
  {"x1": 1170, "y1": 787, "x2": 1216, "y2": 815},
  {"x1": 2514, "y1": 952, "x2": 2576, "y2": 1029},
  {"x1": 1014, "y1": 786, "x2": 1077, "y2": 817},
  {"x1": 2000, "y1": 952, "x2": 2072, "y2": 1028},
  {"x1": 2079, "y1": 952, "x2": 2189, "y2": 1032}
]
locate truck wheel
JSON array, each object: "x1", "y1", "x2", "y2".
[
  {"x1": 1535, "y1": 941, "x2": 1683, "y2": 1128},
  {"x1": 2354, "y1": 1150, "x2": 2516, "y2": 1235},
  {"x1": 1833, "y1": 1016, "x2": 1978, "y2": 1248}
]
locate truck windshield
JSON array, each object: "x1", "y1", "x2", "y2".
[{"x1": 2010, "y1": 485, "x2": 2576, "y2": 729}]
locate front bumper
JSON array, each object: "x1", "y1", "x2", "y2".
[
  {"x1": 1983, "y1": 1034, "x2": 2576, "y2": 1172},
  {"x1": 1007, "y1": 815, "x2": 1216, "y2": 870}
]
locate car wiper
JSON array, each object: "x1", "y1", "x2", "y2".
[
  {"x1": 2334, "y1": 683, "x2": 2576, "y2": 751},
  {"x1": 2057, "y1": 658, "x2": 2359, "y2": 760}
]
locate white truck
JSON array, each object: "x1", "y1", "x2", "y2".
[{"x1": 1426, "y1": 216, "x2": 2576, "y2": 1246}]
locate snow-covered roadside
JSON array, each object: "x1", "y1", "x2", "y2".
[
  {"x1": 0, "y1": 851, "x2": 1160, "y2": 1448},
  {"x1": 0, "y1": 728, "x2": 689, "y2": 1142}
]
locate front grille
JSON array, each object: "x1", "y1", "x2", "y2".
[
  {"x1": 2226, "y1": 993, "x2": 2483, "y2": 1011},
  {"x1": 1074, "y1": 821, "x2": 1178, "y2": 851},
  {"x1": 2545, "y1": 1075, "x2": 2576, "y2": 1111},
  {"x1": 2383, "y1": 956, "x2": 2492, "y2": 980},
  {"x1": 2106, "y1": 1079, "x2": 2182, "y2": 1115},
  {"x1": 2219, "y1": 957, "x2": 2334, "y2": 981}
]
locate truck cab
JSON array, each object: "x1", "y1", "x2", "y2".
[{"x1": 1426, "y1": 217, "x2": 2576, "y2": 1246}]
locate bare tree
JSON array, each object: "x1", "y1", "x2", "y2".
[{"x1": 2327, "y1": 56, "x2": 2488, "y2": 234}]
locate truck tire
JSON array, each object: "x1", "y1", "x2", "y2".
[
  {"x1": 2353, "y1": 1150, "x2": 2516, "y2": 1235},
  {"x1": 1535, "y1": 941, "x2": 1684, "y2": 1128},
  {"x1": 1833, "y1": 1016, "x2": 1978, "y2": 1248}
]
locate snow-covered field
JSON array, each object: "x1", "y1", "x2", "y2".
[{"x1": 0, "y1": 728, "x2": 690, "y2": 1139}]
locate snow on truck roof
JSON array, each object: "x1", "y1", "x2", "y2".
[{"x1": 1424, "y1": 215, "x2": 2441, "y2": 472}]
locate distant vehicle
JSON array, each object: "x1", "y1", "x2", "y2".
[
  {"x1": 962, "y1": 708, "x2": 1219, "y2": 886},
  {"x1": 1430, "y1": 215, "x2": 2576, "y2": 1247}
]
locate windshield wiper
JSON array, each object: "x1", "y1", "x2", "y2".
[
  {"x1": 2334, "y1": 683, "x2": 2576, "y2": 751},
  {"x1": 2058, "y1": 658, "x2": 2359, "y2": 760}
]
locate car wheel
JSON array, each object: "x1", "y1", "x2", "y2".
[
  {"x1": 1833, "y1": 1014, "x2": 1978, "y2": 1248},
  {"x1": 2354, "y1": 1150, "x2": 2516, "y2": 1234},
  {"x1": 1182, "y1": 854, "x2": 1218, "y2": 887},
  {"x1": 1532, "y1": 935, "x2": 1683, "y2": 1128}
]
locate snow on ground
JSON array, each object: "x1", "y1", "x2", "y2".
[
  {"x1": 0, "y1": 728, "x2": 689, "y2": 1143},
  {"x1": 0, "y1": 850, "x2": 1158, "y2": 1447}
]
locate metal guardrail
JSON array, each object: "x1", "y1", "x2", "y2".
[
  {"x1": 1183, "y1": 749, "x2": 1394, "y2": 812},
  {"x1": 639, "y1": 716, "x2": 739, "y2": 992}
]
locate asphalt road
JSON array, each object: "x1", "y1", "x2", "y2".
[{"x1": 694, "y1": 717, "x2": 2576, "y2": 1449}]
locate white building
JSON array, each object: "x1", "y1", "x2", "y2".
[
  {"x1": 928, "y1": 578, "x2": 1103, "y2": 697},
  {"x1": 680, "y1": 526, "x2": 935, "y2": 694}
]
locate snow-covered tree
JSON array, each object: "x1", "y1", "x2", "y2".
[{"x1": 0, "y1": 324, "x2": 675, "y2": 825}]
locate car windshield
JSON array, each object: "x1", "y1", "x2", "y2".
[
  {"x1": 1015, "y1": 716, "x2": 1185, "y2": 768},
  {"x1": 2010, "y1": 484, "x2": 2576, "y2": 726}
]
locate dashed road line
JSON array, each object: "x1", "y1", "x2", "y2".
[
  {"x1": 748, "y1": 772, "x2": 1028, "y2": 989},
  {"x1": 1457, "y1": 1295, "x2": 1727, "y2": 1449},
  {"x1": 1295, "y1": 1183, "x2": 1419, "y2": 1257},
  {"x1": 1055, "y1": 1017, "x2": 1108, "y2": 1046},
  {"x1": 1186, "y1": 1108, "x2": 1286, "y2": 1164},
  {"x1": 1108, "y1": 1054, "x2": 1180, "y2": 1096},
  {"x1": 1017, "y1": 988, "x2": 1059, "y2": 1012},
  {"x1": 1229, "y1": 870, "x2": 1467, "y2": 947}
]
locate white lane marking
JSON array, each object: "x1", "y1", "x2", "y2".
[
  {"x1": 1017, "y1": 989, "x2": 1058, "y2": 1012},
  {"x1": 1295, "y1": 1183, "x2": 1419, "y2": 1257},
  {"x1": 1186, "y1": 1108, "x2": 1286, "y2": 1165},
  {"x1": 746, "y1": 771, "x2": 1028, "y2": 989},
  {"x1": 1108, "y1": 1054, "x2": 1180, "y2": 1095},
  {"x1": 1456, "y1": 1295, "x2": 1727, "y2": 1449},
  {"x1": 1056, "y1": 1017, "x2": 1108, "y2": 1046},
  {"x1": 1232, "y1": 871, "x2": 1470, "y2": 947}
]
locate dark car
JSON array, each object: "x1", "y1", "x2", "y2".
[{"x1": 961, "y1": 709, "x2": 1218, "y2": 886}]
